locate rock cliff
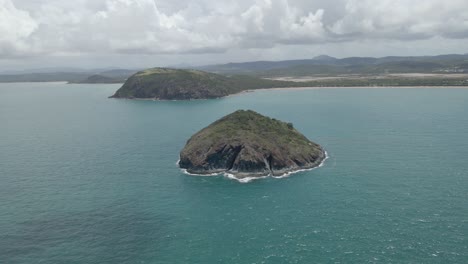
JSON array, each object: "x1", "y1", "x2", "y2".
[{"x1": 179, "y1": 110, "x2": 326, "y2": 179}]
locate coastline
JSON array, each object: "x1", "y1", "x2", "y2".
[
  {"x1": 227, "y1": 86, "x2": 468, "y2": 98},
  {"x1": 241, "y1": 85, "x2": 468, "y2": 93},
  {"x1": 108, "y1": 85, "x2": 468, "y2": 102},
  {"x1": 177, "y1": 150, "x2": 329, "y2": 184},
  {"x1": 110, "y1": 85, "x2": 468, "y2": 101},
  {"x1": 109, "y1": 96, "x2": 218, "y2": 101}
]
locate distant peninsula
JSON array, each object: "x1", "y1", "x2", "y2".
[
  {"x1": 110, "y1": 65, "x2": 468, "y2": 100},
  {"x1": 109, "y1": 68, "x2": 302, "y2": 100},
  {"x1": 70, "y1": 74, "x2": 125, "y2": 84},
  {"x1": 179, "y1": 110, "x2": 326, "y2": 180}
]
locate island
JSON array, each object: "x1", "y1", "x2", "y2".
[
  {"x1": 109, "y1": 68, "x2": 302, "y2": 100},
  {"x1": 179, "y1": 110, "x2": 326, "y2": 180}
]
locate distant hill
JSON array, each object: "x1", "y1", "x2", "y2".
[
  {"x1": 71, "y1": 74, "x2": 125, "y2": 84},
  {"x1": 261, "y1": 60, "x2": 449, "y2": 76},
  {"x1": 0, "y1": 69, "x2": 139, "y2": 83},
  {"x1": 198, "y1": 54, "x2": 468, "y2": 76},
  {"x1": 198, "y1": 58, "x2": 340, "y2": 74},
  {"x1": 0, "y1": 72, "x2": 91, "y2": 83},
  {"x1": 71, "y1": 69, "x2": 138, "y2": 84},
  {"x1": 3, "y1": 53, "x2": 468, "y2": 83},
  {"x1": 97, "y1": 69, "x2": 139, "y2": 78},
  {"x1": 312, "y1": 55, "x2": 338, "y2": 62},
  {"x1": 110, "y1": 68, "x2": 305, "y2": 100}
]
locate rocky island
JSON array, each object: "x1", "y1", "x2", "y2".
[
  {"x1": 179, "y1": 110, "x2": 326, "y2": 180},
  {"x1": 109, "y1": 68, "x2": 302, "y2": 100}
]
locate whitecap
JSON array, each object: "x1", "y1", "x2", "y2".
[
  {"x1": 272, "y1": 150, "x2": 329, "y2": 179},
  {"x1": 224, "y1": 172, "x2": 269, "y2": 183},
  {"x1": 180, "y1": 168, "x2": 221, "y2": 177},
  {"x1": 177, "y1": 150, "x2": 328, "y2": 183}
]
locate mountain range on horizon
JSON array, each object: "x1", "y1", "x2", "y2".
[
  {"x1": 1, "y1": 53, "x2": 468, "y2": 83},
  {"x1": 197, "y1": 53, "x2": 468, "y2": 75}
]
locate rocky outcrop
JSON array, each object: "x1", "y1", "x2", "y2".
[{"x1": 179, "y1": 110, "x2": 326, "y2": 179}]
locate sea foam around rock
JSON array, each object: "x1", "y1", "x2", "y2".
[{"x1": 177, "y1": 150, "x2": 328, "y2": 183}]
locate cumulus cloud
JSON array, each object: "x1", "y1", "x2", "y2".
[
  {"x1": 0, "y1": 0, "x2": 37, "y2": 57},
  {"x1": 1, "y1": 0, "x2": 468, "y2": 58},
  {"x1": 330, "y1": 0, "x2": 468, "y2": 40}
]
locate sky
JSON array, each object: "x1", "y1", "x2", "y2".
[{"x1": 1, "y1": 0, "x2": 468, "y2": 71}]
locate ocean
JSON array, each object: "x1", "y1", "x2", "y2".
[{"x1": 1, "y1": 82, "x2": 468, "y2": 263}]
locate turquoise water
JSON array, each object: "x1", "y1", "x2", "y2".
[{"x1": 1, "y1": 83, "x2": 468, "y2": 263}]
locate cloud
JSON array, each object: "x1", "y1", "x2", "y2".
[
  {"x1": 0, "y1": 0, "x2": 37, "y2": 57},
  {"x1": 280, "y1": 8, "x2": 326, "y2": 44},
  {"x1": 1, "y1": 0, "x2": 468, "y2": 58},
  {"x1": 330, "y1": 0, "x2": 468, "y2": 40}
]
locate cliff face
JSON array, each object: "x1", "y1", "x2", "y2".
[{"x1": 179, "y1": 110, "x2": 326, "y2": 178}]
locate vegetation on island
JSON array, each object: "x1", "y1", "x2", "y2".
[{"x1": 179, "y1": 110, "x2": 326, "y2": 178}]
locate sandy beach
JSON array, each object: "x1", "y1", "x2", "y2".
[{"x1": 231, "y1": 85, "x2": 468, "y2": 97}]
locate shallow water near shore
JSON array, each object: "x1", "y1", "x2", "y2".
[{"x1": 1, "y1": 83, "x2": 468, "y2": 263}]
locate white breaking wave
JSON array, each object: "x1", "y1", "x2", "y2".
[
  {"x1": 177, "y1": 150, "x2": 329, "y2": 183},
  {"x1": 224, "y1": 172, "x2": 270, "y2": 183},
  {"x1": 272, "y1": 150, "x2": 329, "y2": 179},
  {"x1": 178, "y1": 159, "x2": 226, "y2": 177},
  {"x1": 180, "y1": 168, "x2": 222, "y2": 177}
]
